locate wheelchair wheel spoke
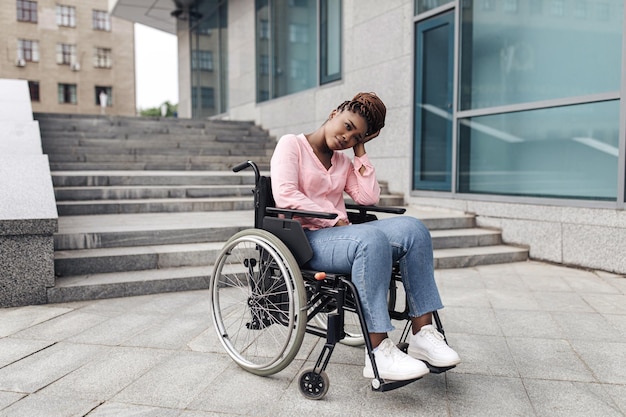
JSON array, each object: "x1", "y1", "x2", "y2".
[{"x1": 210, "y1": 229, "x2": 306, "y2": 375}]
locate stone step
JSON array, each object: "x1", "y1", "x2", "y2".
[
  {"x1": 53, "y1": 228, "x2": 502, "y2": 276},
  {"x1": 51, "y1": 171, "x2": 258, "y2": 187},
  {"x1": 55, "y1": 196, "x2": 255, "y2": 215},
  {"x1": 47, "y1": 154, "x2": 272, "y2": 165},
  {"x1": 54, "y1": 193, "x2": 404, "y2": 215},
  {"x1": 48, "y1": 244, "x2": 528, "y2": 303},
  {"x1": 43, "y1": 141, "x2": 270, "y2": 154},
  {"x1": 49, "y1": 161, "x2": 272, "y2": 171},
  {"x1": 54, "y1": 184, "x2": 254, "y2": 201}
]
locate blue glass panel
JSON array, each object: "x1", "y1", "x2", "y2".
[
  {"x1": 460, "y1": 1, "x2": 623, "y2": 109},
  {"x1": 458, "y1": 101, "x2": 619, "y2": 200}
]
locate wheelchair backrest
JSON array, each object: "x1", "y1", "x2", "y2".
[{"x1": 255, "y1": 176, "x2": 314, "y2": 266}]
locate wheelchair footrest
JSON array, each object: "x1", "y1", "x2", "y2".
[
  {"x1": 371, "y1": 376, "x2": 423, "y2": 392},
  {"x1": 425, "y1": 363, "x2": 456, "y2": 374}
]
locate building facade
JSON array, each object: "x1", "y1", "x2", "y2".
[
  {"x1": 112, "y1": 0, "x2": 626, "y2": 274},
  {"x1": 0, "y1": 0, "x2": 136, "y2": 116}
]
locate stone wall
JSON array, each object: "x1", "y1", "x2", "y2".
[{"x1": 0, "y1": 79, "x2": 58, "y2": 307}]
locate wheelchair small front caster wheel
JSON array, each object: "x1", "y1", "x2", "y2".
[
  {"x1": 298, "y1": 369, "x2": 329, "y2": 400},
  {"x1": 371, "y1": 378, "x2": 381, "y2": 390}
]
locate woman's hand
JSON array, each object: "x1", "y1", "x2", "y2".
[
  {"x1": 353, "y1": 130, "x2": 380, "y2": 157},
  {"x1": 362, "y1": 130, "x2": 380, "y2": 144},
  {"x1": 334, "y1": 219, "x2": 350, "y2": 227}
]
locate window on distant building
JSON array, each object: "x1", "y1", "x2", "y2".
[
  {"x1": 28, "y1": 81, "x2": 40, "y2": 101},
  {"x1": 56, "y1": 4, "x2": 76, "y2": 27},
  {"x1": 95, "y1": 86, "x2": 112, "y2": 106},
  {"x1": 191, "y1": 50, "x2": 214, "y2": 71},
  {"x1": 192, "y1": 87, "x2": 215, "y2": 109},
  {"x1": 92, "y1": 9, "x2": 111, "y2": 31},
  {"x1": 58, "y1": 83, "x2": 77, "y2": 104},
  {"x1": 18, "y1": 39, "x2": 39, "y2": 62},
  {"x1": 255, "y1": 0, "x2": 342, "y2": 102},
  {"x1": 17, "y1": 0, "x2": 37, "y2": 23},
  {"x1": 94, "y1": 47, "x2": 112, "y2": 68},
  {"x1": 56, "y1": 43, "x2": 76, "y2": 65}
]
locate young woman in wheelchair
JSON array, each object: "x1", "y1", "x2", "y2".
[{"x1": 270, "y1": 92, "x2": 461, "y2": 381}]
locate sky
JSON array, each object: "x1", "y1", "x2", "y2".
[{"x1": 134, "y1": 24, "x2": 179, "y2": 110}]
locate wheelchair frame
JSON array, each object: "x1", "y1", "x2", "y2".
[{"x1": 209, "y1": 160, "x2": 455, "y2": 400}]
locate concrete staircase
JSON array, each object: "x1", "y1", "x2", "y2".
[{"x1": 36, "y1": 113, "x2": 528, "y2": 303}]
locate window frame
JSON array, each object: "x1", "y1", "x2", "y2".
[
  {"x1": 58, "y1": 83, "x2": 77, "y2": 104},
  {"x1": 92, "y1": 9, "x2": 111, "y2": 31},
  {"x1": 17, "y1": 0, "x2": 37, "y2": 23},
  {"x1": 56, "y1": 4, "x2": 76, "y2": 27}
]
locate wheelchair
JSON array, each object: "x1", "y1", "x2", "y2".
[{"x1": 209, "y1": 160, "x2": 455, "y2": 400}]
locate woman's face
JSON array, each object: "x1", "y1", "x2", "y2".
[{"x1": 324, "y1": 109, "x2": 368, "y2": 151}]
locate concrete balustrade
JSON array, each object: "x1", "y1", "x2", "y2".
[{"x1": 0, "y1": 79, "x2": 58, "y2": 307}]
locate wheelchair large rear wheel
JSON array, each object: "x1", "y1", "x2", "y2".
[{"x1": 210, "y1": 229, "x2": 307, "y2": 376}]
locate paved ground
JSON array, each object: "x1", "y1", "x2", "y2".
[{"x1": 0, "y1": 260, "x2": 625, "y2": 417}]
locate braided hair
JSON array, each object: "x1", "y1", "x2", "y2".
[{"x1": 336, "y1": 92, "x2": 386, "y2": 136}]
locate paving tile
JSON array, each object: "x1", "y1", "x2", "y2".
[
  {"x1": 38, "y1": 346, "x2": 173, "y2": 400},
  {"x1": 113, "y1": 351, "x2": 231, "y2": 409},
  {"x1": 0, "y1": 306, "x2": 73, "y2": 337},
  {"x1": 0, "y1": 393, "x2": 100, "y2": 417},
  {"x1": 438, "y1": 286, "x2": 491, "y2": 309},
  {"x1": 551, "y1": 311, "x2": 623, "y2": 342},
  {"x1": 66, "y1": 312, "x2": 166, "y2": 346},
  {"x1": 533, "y1": 291, "x2": 595, "y2": 313},
  {"x1": 506, "y1": 337, "x2": 595, "y2": 382},
  {"x1": 569, "y1": 340, "x2": 626, "y2": 384},
  {"x1": 486, "y1": 289, "x2": 542, "y2": 311},
  {"x1": 0, "y1": 338, "x2": 53, "y2": 368},
  {"x1": 86, "y1": 402, "x2": 180, "y2": 417},
  {"x1": 0, "y1": 342, "x2": 107, "y2": 393},
  {"x1": 446, "y1": 333, "x2": 519, "y2": 378},
  {"x1": 443, "y1": 306, "x2": 502, "y2": 336},
  {"x1": 495, "y1": 310, "x2": 563, "y2": 339},
  {"x1": 524, "y1": 379, "x2": 624, "y2": 417},
  {"x1": 581, "y1": 293, "x2": 626, "y2": 315},
  {"x1": 446, "y1": 373, "x2": 535, "y2": 417},
  {"x1": 12, "y1": 311, "x2": 110, "y2": 342},
  {"x1": 0, "y1": 391, "x2": 24, "y2": 411}
]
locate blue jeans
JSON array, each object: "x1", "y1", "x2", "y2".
[{"x1": 304, "y1": 216, "x2": 443, "y2": 333}]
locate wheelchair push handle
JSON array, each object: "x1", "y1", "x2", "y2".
[{"x1": 232, "y1": 160, "x2": 260, "y2": 183}]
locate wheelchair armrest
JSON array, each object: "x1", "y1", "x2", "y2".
[
  {"x1": 266, "y1": 207, "x2": 338, "y2": 220},
  {"x1": 345, "y1": 204, "x2": 406, "y2": 215}
]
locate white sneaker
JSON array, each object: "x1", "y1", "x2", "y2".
[
  {"x1": 363, "y1": 338, "x2": 429, "y2": 380},
  {"x1": 408, "y1": 324, "x2": 461, "y2": 367}
]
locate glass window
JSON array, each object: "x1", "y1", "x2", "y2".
[
  {"x1": 457, "y1": 101, "x2": 619, "y2": 200},
  {"x1": 17, "y1": 0, "x2": 37, "y2": 23},
  {"x1": 459, "y1": 0, "x2": 623, "y2": 110},
  {"x1": 56, "y1": 4, "x2": 76, "y2": 27},
  {"x1": 17, "y1": 39, "x2": 39, "y2": 62},
  {"x1": 415, "y1": 0, "x2": 452, "y2": 14},
  {"x1": 28, "y1": 80, "x2": 40, "y2": 101},
  {"x1": 94, "y1": 47, "x2": 112, "y2": 68},
  {"x1": 56, "y1": 43, "x2": 76, "y2": 65},
  {"x1": 92, "y1": 10, "x2": 111, "y2": 31},
  {"x1": 320, "y1": 0, "x2": 341, "y2": 84},
  {"x1": 190, "y1": 0, "x2": 228, "y2": 118},
  {"x1": 58, "y1": 83, "x2": 77, "y2": 104},
  {"x1": 95, "y1": 86, "x2": 112, "y2": 106},
  {"x1": 192, "y1": 87, "x2": 215, "y2": 108},
  {"x1": 192, "y1": 50, "x2": 214, "y2": 71},
  {"x1": 256, "y1": 0, "x2": 340, "y2": 101}
]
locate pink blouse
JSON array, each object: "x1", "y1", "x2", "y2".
[{"x1": 270, "y1": 133, "x2": 381, "y2": 230}]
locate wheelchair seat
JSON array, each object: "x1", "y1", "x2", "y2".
[{"x1": 209, "y1": 160, "x2": 455, "y2": 400}]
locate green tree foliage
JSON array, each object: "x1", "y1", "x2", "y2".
[{"x1": 139, "y1": 101, "x2": 178, "y2": 117}]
